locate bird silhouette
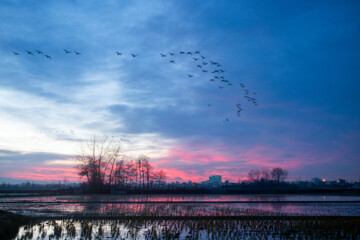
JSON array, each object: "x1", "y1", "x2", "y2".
[
  {"x1": 193, "y1": 58, "x2": 198, "y2": 61},
  {"x1": 195, "y1": 51, "x2": 200, "y2": 54},
  {"x1": 202, "y1": 70, "x2": 208, "y2": 73},
  {"x1": 201, "y1": 55, "x2": 206, "y2": 59},
  {"x1": 64, "y1": 49, "x2": 71, "y2": 54},
  {"x1": 131, "y1": 54, "x2": 137, "y2": 57},
  {"x1": 197, "y1": 65, "x2": 202, "y2": 68},
  {"x1": 188, "y1": 74, "x2": 193, "y2": 78},
  {"x1": 208, "y1": 104, "x2": 212, "y2": 107},
  {"x1": 36, "y1": 50, "x2": 43, "y2": 55},
  {"x1": 116, "y1": 52, "x2": 122, "y2": 55},
  {"x1": 187, "y1": 52, "x2": 192, "y2": 55},
  {"x1": 12, "y1": 52, "x2": 20, "y2": 55},
  {"x1": 74, "y1": 51, "x2": 81, "y2": 55},
  {"x1": 219, "y1": 86, "x2": 224, "y2": 89},
  {"x1": 160, "y1": 54, "x2": 166, "y2": 57},
  {"x1": 170, "y1": 60, "x2": 175, "y2": 64},
  {"x1": 202, "y1": 62, "x2": 208, "y2": 65},
  {"x1": 45, "y1": 55, "x2": 52, "y2": 59},
  {"x1": 180, "y1": 51, "x2": 185, "y2": 54},
  {"x1": 169, "y1": 52, "x2": 175, "y2": 56},
  {"x1": 26, "y1": 51, "x2": 34, "y2": 55},
  {"x1": 209, "y1": 79, "x2": 215, "y2": 81}
]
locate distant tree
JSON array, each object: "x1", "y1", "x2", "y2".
[
  {"x1": 260, "y1": 168, "x2": 271, "y2": 182},
  {"x1": 155, "y1": 170, "x2": 167, "y2": 189},
  {"x1": 76, "y1": 136, "x2": 123, "y2": 193},
  {"x1": 271, "y1": 167, "x2": 288, "y2": 182},
  {"x1": 248, "y1": 169, "x2": 261, "y2": 183}
]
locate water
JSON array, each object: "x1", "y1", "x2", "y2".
[
  {"x1": 1, "y1": 194, "x2": 360, "y2": 217},
  {"x1": 14, "y1": 218, "x2": 360, "y2": 240}
]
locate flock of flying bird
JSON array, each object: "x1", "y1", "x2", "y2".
[
  {"x1": 12, "y1": 49, "x2": 81, "y2": 59},
  {"x1": 11, "y1": 49, "x2": 258, "y2": 123},
  {"x1": 156, "y1": 50, "x2": 258, "y2": 122}
]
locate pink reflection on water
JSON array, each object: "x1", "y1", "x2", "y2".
[{"x1": 2, "y1": 194, "x2": 360, "y2": 203}]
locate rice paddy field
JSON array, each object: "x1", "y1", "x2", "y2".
[{"x1": 1, "y1": 194, "x2": 359, "y2": 239}]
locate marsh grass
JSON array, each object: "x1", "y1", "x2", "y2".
[{"x1": 14, "y1": 217, "x2": 360, "y2": 240}]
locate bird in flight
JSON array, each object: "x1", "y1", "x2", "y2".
[
  {"x1": 208, "y1": 104, "x2": 212, "y2": 107},
  {"x1": 223, "y1": 118, "x2": 229, "y2": 123},
  {"x1": 26, "y1": 51, "x2": 34, "y2": 55},
  {"x1": 116, "y1": 52, "x2": 122, "y2": 55},
  {"x1": 64, "y1": 49, "x2": 71, "y2": 54},
  {"x1": 45, "y1": 55, "x2": 51, "y2": 59},
  {"x1": 131, "y1": 54, "x2": 137, "y2": 57},
  {"x1": 74, "y1": 51, "x2": 81, "y2": 55},
  {"x1": 36, "y1": 50, "x2": 43, "y2": 55},
  {"x1": 202, "y1": 62, "x2": 208, "y2": 65},
  {"x1": 201, "y1": 55, "x2": 206, "y2": 59},
  {"x1": 169, "y1": 60, "x2": 175, "y2": 64},
  {"x1": 209, "y1": 79, "x2": 215, "y2": 81},
  {"x1": 12, "y1": 52, "x2": 20, "y2": 55},
  {"x1": 187, "y1": 51, "x2": 192, "y2": 55},
  {"x1": 219, "y1": 86, "x2": 224, "y2": 89},
  {"x1": 180, "y1": 51, "x2": 185, "y2": 54},
  {"x1": 193, "y1": 58, "x2": 198, "y2": 61},
  {"x1": 160, "y1": 54, "x2": 166, "y2": 57},
  {"x1": 195, "y1": 51, "x2": 200, "y2": 54},
  {"x1": 188, "y1": 74, "x2": 193, "y2": 78},
  {"x1": 197, "y1": 65, "x2": 202, "y2": 68},
  {"x1": 202, "y1": 70, "x2": 208, "y2": 73},
  {"x1": 169, "y1": 52, "x2": 175, "y2": 56}
]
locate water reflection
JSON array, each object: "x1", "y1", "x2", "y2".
[
  {"x1": 15, "y1": 218, "x2": 360, "y2": 240},
  {"x1": 2, "y1": 194, "x2": 360, "y2": 203},
  {"x1": 1, "y1": 201, "x2": 360, "y2": 217}
]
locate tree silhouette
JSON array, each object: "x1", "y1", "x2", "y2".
[{"x1": 271, "y1": 167, "x2": 288, "y2": 182}]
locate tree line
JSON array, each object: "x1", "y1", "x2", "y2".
[
  {"x1": 247, "y1": 167, "x2": 288, "y2": 183},
  {"x1": 76, "y1": 136, "x2": 167, "y2": 194}
]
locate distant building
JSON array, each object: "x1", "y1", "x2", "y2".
[
  {"x1": 337, "y1": 179, "x2": 346, "y2": 185},
  {"x1": 209, "y1": 175, "x2": 222, "y2": 184},
  {"x1": 310, "y1": 178, "x2": 322, "y2": 184}
]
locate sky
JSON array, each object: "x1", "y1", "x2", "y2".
[{"x1": 0, "y1": 0, "x2": 359, "y2": 183}]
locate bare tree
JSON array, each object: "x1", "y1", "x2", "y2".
[
  {"x1": 248, "y1": 169, "x2": 261, "y2": 183},
  {"x1": 76, "y1": 136, "x2": 123, "y2": 193},
  {"x1": 155, "y1": 170, "x2": 167, "y2": 189},
  {"x1": 260, "y1": 168, "x2": 271, "y2": 182},
  {"x1": 271, "y1": 167, "x2": 288, "y2": 182}
]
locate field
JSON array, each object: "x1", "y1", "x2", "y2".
[{"x1": 1, "y1": 194, "x2": 359, "y2": 239}]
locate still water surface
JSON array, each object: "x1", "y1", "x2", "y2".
[{"x1": 1, "y1": 194, "x2": 359, "y2": 217}]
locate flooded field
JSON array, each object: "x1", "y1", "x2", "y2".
[
  {"x1": 1, "y1": 194, "x2": 360, "y2": 217},
  {"x1": 2, "y1": 194, "x2": 359, "y2": 239},
  {"x1": 14, "y1": 218, "x2": 360, "y2": 240}
]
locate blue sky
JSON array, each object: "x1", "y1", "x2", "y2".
[{"x1": 0, "y1": 0, "x2": 359, "y2": 182}]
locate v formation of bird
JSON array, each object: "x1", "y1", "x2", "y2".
[{"x1": 11, "y1": 49, "x2": 258, "y2": 123}]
